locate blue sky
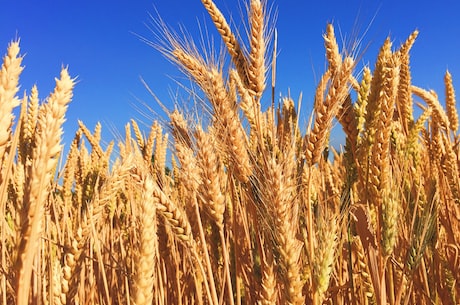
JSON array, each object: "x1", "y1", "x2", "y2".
[{"x1": 1, "y1": 0, "x2": 459, "y2": 149}]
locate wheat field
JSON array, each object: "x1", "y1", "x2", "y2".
[{"x1": 1, "y1": 0, "x2": 459, "y2": 304}]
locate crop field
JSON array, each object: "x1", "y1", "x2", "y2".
[{"x1": 1, "y1": 0, "x2": 459, "y2": 304}]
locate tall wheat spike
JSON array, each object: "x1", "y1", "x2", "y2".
[
  {"x1": 248, "y1": 0, "x2": 267, "y2": 98},
  {"x1": 396, "y1": 30, "x2": 418, "y2": 133},
  {"x1": 200, "y1": 0, "x2": 249, "y2": 88},
  {"x1": 0, "y1": 41, "x2": 22, "y2": 162},
  {"x1": 444, "y1": 70, "x2": 458, "y2": 133},
  {"x1": 15, "y1": 68, "x2": 74, "y2": 305},
  {"x1": 306, "y1": 56, "x2": 354, "y2": 165},
  {"x1": 131, "y1": 170, "x2": 157, "y2": 305}
]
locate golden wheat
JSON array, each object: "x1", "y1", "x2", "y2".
[{"x1": 1, "y1": 1, "x2": 459, "y2": 304}]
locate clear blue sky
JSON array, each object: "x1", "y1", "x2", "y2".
[{"x1": 1, "y1": 0, "x2": 459, "y2": 149}]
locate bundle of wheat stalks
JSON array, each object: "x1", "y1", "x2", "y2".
[{"x1": 1, "y1": 0, "x2": 459, "y2": 304}]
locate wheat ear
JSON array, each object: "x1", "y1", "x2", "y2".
[
  {"x1": 313, "y1": 216, "x2": 338, "y2": 303},
  {"x1": 259, "y1": 246, "x2": 277, "y2": 305},
  {"x1": 0, "y1": 41, "x2": 23, "y2": 161},
  {"x1": 444, "y1": 70, "x2": 458, "y2": 133},
  {"x1": 396, "y1": 30, "x2": 418, "y2": 132},
  {"x1": 337, "y1": 94, "x2": 359, "y2": 152},
  {"x1": 306, "y1": 57, "x2": 354, "y2": 165},
  {"x1": 172, "y1": 48, "x2": 252, "y2": 182},
  {"x1": 78, "y1": 120, "x2": 104, "y2": 158},
  {"x1": 263, "y1": 146, "x2": 303, "y2": 304},
  {"x1": 369, "y1": 49, "x2": 400, "y2": 199},
  {"x1": 154, "y1": 131, "x2": 168, "y2": 181},
  {"x1": 355, "y1": 66, "x2": 372, "y2": 140},
  {"x1": 352, "y1": 237, "x2": 376, "y2": 303},
  {"x1": 248, "y1": 0, "x2": 266, "y2": 98},
  {"x1": 440, "y1": 133, "x2": 460, "y2": 203},
  {"x1": 195, "y1": 126, "x2": 226, "y2": 228},
  {"x1": 19, "y1": 85, "x2": 39, "y2": 165},
  {"x1": 154, "y1": 178, "x2": 193, "y2": 244},
  {"x1": 170, "y1": 109, "x2": 192, "y2": 149},
  {"x1": 411, "y1": 85, "x2": 450, "y2": 131},
  {"x1": 143, "y1": 120, "x2": 160, "y2": 164},
  {"x1": 200, "y1": 0, "x2": 249, "y2": 87},
  {"x1": 324, "y1": 23, "x2": 342, "y2": 74},
  {"x1": 15, "y1": 68, "x2": 74, "y2": 305},
  {"x1": 207, "y1": 67, "x2": 252, "y2": 182},
  {"x1": 130, "y1": 119, "x2": 145, "y2": 149},
  {"x1": 131, "y1": 171, "x2": 157, "y2": 305},
  {"x1": 406, "y1": 106, "x2": 431, "y2": 164},
  {"x1": 357, "y1": 38, "x2": 394, "y2": 207}
]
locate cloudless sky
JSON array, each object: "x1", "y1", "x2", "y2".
[{"x1": 1, "y1": 0, "x2": 459, "y2": 150}]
